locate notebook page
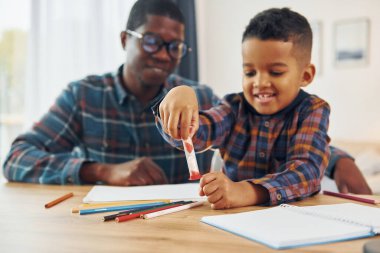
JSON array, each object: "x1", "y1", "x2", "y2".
[
  {"x1": 303, "y1": 203, "x2": 380, "y2": 233},
  {"x1": 201, "y1": 205, "x2": 372, "y2": 249},
  {"x1": 83, "y1": 183, "x2": 205, "y2": 203}
]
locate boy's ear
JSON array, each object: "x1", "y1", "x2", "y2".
[
  {"x1": 300, "y1": 63, "x2": 316, "y2": 87},
  {"x1": 120, "y1": 31, "x2": 127, "y2": 50}
]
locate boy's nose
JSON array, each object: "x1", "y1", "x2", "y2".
[{"x1": 254, "y1": 74, "x2": 270, "y2": 88}]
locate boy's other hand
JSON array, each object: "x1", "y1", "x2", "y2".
[
  {"x1": 159, "y1": 85, "x2": 199, "y2": 140},
  {"x1": 199, "y1": 172, "x2": 269, "y2": 209}
]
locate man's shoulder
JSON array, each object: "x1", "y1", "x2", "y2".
[
  {"x1": 69, "y1": 72, "x2": 114, "y2": 89},
  {"x1": 167, "y1": 74, "x2": 218, "y2": 108},
  {"x1": 167, "y1": 74, "x2": 210, "y2": 91}
]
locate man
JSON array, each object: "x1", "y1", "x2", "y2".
[{"x1": 2, "y1": 0, "x2": 371, "y2": 194}]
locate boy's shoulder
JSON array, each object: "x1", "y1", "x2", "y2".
[{"x1": 302, "y1": 93, "x2": 330, "y2": 111}]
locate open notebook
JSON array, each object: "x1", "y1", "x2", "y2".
[
  {"x1": 83, "y1": 183, "x2": 204, "y2": 203},
  {"x1": 201, "y1": 203, "x2": 380, "y2": 250}
]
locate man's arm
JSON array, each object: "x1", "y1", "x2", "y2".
[
  {"x1": 327, "y1": 146, "x2": 372, "y2": 194},
  {"x1": 3, "y1": 84, "x2": 86, "y2": 184}
]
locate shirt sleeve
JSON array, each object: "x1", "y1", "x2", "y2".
[
  {"x1": 251, "y1": 100, "x2": 331, "y2": 206},
  {"x1": 324, "y1": 146, "x2": 354, "y2": 179},
  {"x1": 2, "y1": 83, "x2": 88, "y2": 184}
]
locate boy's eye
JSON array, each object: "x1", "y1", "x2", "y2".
[
  {"x1": 244, "y1": 71, "x2": 256, "y2": 77},
  {"x1": 270, "y1": 71, "x2": 284, "y2": 76}
]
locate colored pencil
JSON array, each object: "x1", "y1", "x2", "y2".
[
  {"x1": 142, "y1": 201, "x2": 204, "y2": 219},
  {"x1": 322, "y1": 190, "x2": 379, "y2": 205},
  {"x1": 115, "y1": 204, "x2": 183, "y2": 223},
  {"x1": 79, "y1": 202, "x2": 166, "y2": 215},
  {"x1": 45, "y1": 192, "x2": 74, "y2": 208},
  {"x1": 72, "y1": 199, "x2": 171, "y2": 213},
  {"x1": 102, "y1": 201, "x2": 189, "y2": 221},
  {"x1": 79, "y1": 199, "x2": 171, "y2": 208}
]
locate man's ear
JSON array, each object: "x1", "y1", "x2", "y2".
[
  {"x1": 300, "y1": 63, "x2": 316, "y2": 88},
  {"x1": 120, "y1": 31, "x2": 127, "y2": 50}
]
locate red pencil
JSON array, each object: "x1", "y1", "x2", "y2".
[
  {"x1": 115, "y1": 204, "x2": 182, "y2": 223},
  {"x1": 322, "y1": 190, "x2": 379, "y2": 205}
]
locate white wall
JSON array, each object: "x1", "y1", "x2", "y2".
[{"x1": 196, "y1": 0, "x2": 380, "y2": 143}]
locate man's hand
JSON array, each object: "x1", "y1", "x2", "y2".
[
  {"x1": 199, "y1": 172, "x2": 269, "y2": 209},
  {"x1": 334, "y1": 158, "x2": 372, "y2": 194},
  {"x1": 80, "y1": 157, "x2": 168, "y2": 186}
]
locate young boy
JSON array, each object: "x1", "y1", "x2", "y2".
[{"x1": 154, "y1": 8, "x2": 330, "y2": 209}]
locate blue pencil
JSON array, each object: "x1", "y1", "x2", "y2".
[{"x1": 79, "y1": 202, "x2": 167, "y2": 215}]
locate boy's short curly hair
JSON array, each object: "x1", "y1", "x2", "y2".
[{"x1": 243, "y1": 8, "x2": 313, "y2": 65}]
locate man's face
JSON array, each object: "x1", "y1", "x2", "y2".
[
  {"x1": 124, "y1": 15, "x2": 185, "y2": 88},
  {"x1": 241, "y1": 38, "x2": 314, "y2": 115}
]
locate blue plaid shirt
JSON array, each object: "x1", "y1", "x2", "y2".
[
  {"x1": 156, "y1": 91, "x2": 332, "y2": 205},
  {"x1": 3, "y1": 66, "x2": 219, "y2": 184}
]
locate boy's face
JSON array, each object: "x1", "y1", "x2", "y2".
[{"x1": 241, "y1": 38, "x2": 315, "y2": 115}]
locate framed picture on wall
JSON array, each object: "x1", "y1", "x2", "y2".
[
  {"x1": 334, "y1": 18, "x2": 370, "y2": 68},
  {"x1": 310, "y1": 21, "x2": 322, "y2": 75}
]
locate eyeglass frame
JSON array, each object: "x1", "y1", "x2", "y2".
[{"x1": 126, "y1": 29, "x2": 191, "y2": 60}]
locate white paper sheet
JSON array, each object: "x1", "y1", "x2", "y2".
[{"x1": 83, "y1": 183, "x2": 205, "y2": 203}]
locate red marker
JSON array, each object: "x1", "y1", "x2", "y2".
[{"x1": 182, "y1": 137, "x2": 201, "y2": 180}]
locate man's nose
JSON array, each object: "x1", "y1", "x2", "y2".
[{"x1": 152, "y1": 46, "x2": 171, "y2": 61}]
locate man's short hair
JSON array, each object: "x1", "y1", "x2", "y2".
[
  {"x1": 242, "y1": 8, "x2": 313, "y2": 64},
  {"x1": 126, "y1": 0, "x2": 185, "y2": 31}
]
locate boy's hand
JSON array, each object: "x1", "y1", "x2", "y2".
[
  {"x1": 199, "y1": 172, "x2": 269, "y2": 209},
  {"x1": 159, "y1": 86, "x2": 199, "y2": 140}
]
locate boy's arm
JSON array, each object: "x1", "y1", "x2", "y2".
[
  {"x1": 154, "y1": 92, "x2": 237, "y2": 154},
  {"x1": 3, "y1": 84, "x2": 86, "y2": 184},
  {"x1": 250, "y1": 99, "x2": 331, "y2": 206}
]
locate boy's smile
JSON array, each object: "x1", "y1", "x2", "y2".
[{"x1": 242, "y1": 38, "x2": 314, "y2": 115}]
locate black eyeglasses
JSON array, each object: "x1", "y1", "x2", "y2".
[{"x1": 126, "y1": 30, "x2": 191, "y2": 60}]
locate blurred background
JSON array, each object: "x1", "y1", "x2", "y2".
[{"x1": 1, "y1": 0, "x2": 380, "y2": 186}]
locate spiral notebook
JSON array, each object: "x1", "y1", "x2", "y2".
[{"x1": 201, "y1": 203, "x2": 380, "y2": 250}]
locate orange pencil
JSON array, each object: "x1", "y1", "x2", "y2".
[{"x1": 45, "y1": 192, "x2": 74, "y2": 208}]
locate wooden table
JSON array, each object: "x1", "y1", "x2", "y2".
[{"x1": 1, "y1": 182, "x2": 379, "y2": 253}]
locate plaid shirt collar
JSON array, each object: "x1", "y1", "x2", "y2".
[{"x1": 113, "y1": 65, "x2": 171, "y2": 107}]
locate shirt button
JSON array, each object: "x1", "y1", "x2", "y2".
[
  {"x1": 276, "y1": 193, "x2": 282, "y2": 201},
  {"x1": 264, "y1": 121, "x2": 270, "y2": 127},
  {"x1": 259, "y1": 152, "x2": 265, "y2": 158}
]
